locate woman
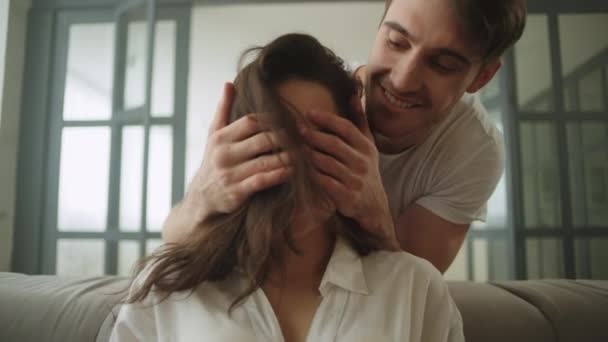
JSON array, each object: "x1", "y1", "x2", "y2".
[{"x1": 111, "y1": 33, "x2": 464, "y2": 342}]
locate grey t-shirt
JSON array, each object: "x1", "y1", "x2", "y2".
[{"x1": 379, "y1": 93, "x2": 505, "y2": 224}]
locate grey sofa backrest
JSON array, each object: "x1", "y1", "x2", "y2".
[
  {"x1": 2, "y1": 272, "x2": 608, "y2": 342},
  {"x1": 449, "y1": 280, "x2": 608, "y2": 342},
  {"x1": 0, "y1": 272, "x2": 129, "y2": 342}
]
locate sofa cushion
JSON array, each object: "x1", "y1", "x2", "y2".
[
  {"x1": 2, "y1": 272, "x2": 607, "y2": 342},
  {"x1": 494, "y1": 280, "x2": 608, "y2": 342},
  {"x1": 0, "y1": 272, "x2": 129, "y2": 342},
  {"x1": 448, "y1": 281, "x2": 556, "y2": 342}
]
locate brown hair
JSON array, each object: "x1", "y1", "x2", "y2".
[
  {"x1": 126, "y1": 33, "x2": 383, "y2": 310},
  {"x1": 382, "y1": 0, "x2": 527, "y2": 61}
]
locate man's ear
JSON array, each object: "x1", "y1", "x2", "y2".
[
  {"x1": 354, "y1": 65, "x2": 367, "y2": 86},
  {"x1": 466, "y1": 59, "x2": 502, "y2": 93}
]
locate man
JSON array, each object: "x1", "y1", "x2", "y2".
[{"x1": 163, "y1": 0, "x2": 526, "y2": 273}]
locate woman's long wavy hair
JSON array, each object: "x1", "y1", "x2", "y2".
[{"x1": 126, "y1": 33, "x2": 384, "y2": 310}]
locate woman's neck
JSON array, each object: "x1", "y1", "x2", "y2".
[{"x1": 264, "y1": 220, "x2": 335, "y2": 293}]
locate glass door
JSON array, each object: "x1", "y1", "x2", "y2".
[
  {"x1": 509, "y1": 4, "x2": 608, "y2": 279},
  {"x1": 40, "y1": 0, "x2": 187, "y2": 276}
]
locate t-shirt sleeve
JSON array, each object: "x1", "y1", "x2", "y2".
[{"x1": 415, "y1": 133, "x2": 505, "y2": 225}]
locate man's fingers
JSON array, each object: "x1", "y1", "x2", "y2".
[
  {"x1": 309, "y1": 150, "x2": 360, "y2": 188},
  {"x1": 312, "y1": 171, "x2": 353, "y2": 216},
  {"x1": 215, "y1": 114, "x2": 262, "y2": 144},
  {"x1": 231, "y1": 130, "x2": 284, "y2": 161},
  {"x1": 238, "y1": 167, "x2": 293, "y2": 196},
  {"x1": 209, "y1": 82, "x2": 235, "y2": 135},
  {"x1": 305, "y1": 110, "x2": 369, "y2": 150},
  {"x1": 231, "y1": 151, "x2": 291, "y2": 183},
  {"x1": 302, "y1": 128, "x2": 365, "y2": 173}
]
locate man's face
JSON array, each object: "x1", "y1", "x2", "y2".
[{"x1": 366, "y1": 0, "x2": 499, "y2": 153}]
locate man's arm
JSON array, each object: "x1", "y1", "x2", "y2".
[
  {"x1": 162, "y1": 83, "x2": 291, "y2": 243},
  {"x1": 161, "y1": 193, "x2": 209, "y2": 243},
  {"x1": 395, "y1": 204, "x2": 468, "y2": 273}
]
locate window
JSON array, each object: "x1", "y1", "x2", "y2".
[
  {"x1": 511, "y1": 7, "x2": 608, "y2": 279},
  {"x1": 13, "y1": 0, "x2": 190, "y2": 276},
  {"x1": 447, "y1": 3, "x2": 608, "y2": 281}
]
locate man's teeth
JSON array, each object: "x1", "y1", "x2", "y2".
[{"x1": 384, "y1": 89, "x2": 421, "y2": 109}]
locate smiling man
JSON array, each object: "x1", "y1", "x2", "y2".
[{"x1": 162, "y1": 0, "x2": 527, "y2": 274}]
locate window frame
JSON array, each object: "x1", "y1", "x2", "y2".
[{"x1": 12, "y1": 0, "x2": 190, "y2": 275}]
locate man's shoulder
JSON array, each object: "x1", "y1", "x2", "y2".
[
  {"x1": 445, "y1": 94, "x2": 503, "y2": 146},
  {"x1": 421, "y1": 94, "x2": 504, "y2": 168}
]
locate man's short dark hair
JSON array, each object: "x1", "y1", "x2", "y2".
[{"x1": 382, "y1": 0, "x2": 527, "y2": 61}]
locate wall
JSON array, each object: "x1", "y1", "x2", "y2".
[
  {"x1": 0, "y1": 0, "x2": 7, "y2": 118},
  {"x1": 0, "y1": 0, "x2": 29, "y2": 271}
]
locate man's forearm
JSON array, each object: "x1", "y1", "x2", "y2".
[
  {"x1": 358, "y1": 208, "x2": 401, "y2": 251},
  {"x1": 161, "y1": 196, "x2": 210, "y2": 243},
  {"x1": 395, "y1": 204, "x2": 470, "y2": 273}
]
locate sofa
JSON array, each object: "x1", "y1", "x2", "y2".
[{"x1": 1, "y1": 272, "x2": 607, "y2": 342}]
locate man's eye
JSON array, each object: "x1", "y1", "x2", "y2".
[
  {"x1": 386, "y1": 38, "x2": 405, "y2": 50},
  {"x1": 433, "y1": 62, "x2": 454, "y2": 72},
  {"x1": 431, "y1": 60, "x2": 460, "y2": 73}
]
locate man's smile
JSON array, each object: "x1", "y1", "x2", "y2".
[{"x1": 378, "y1": 83, "x2": 428, "y2": 112}]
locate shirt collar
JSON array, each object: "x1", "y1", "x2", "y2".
[{"x1": 318, "y1": 237, "x2": 369, "y2": 297}]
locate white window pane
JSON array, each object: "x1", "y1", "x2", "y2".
[
  {"x1": 559, "y1": 14, "x2": 608, "y2": 112},
  {"x1": 444, "y1": 244, "x2": 468, "y2": 281},
  {"x1": 588, "y1": 239, "x2": 608, "y2": 280},
  {"x1": 124, "y1": 21, "x2": 147, "y2": 110},
  {"x1": 575, "y1": 239, "x2": 608, "y2": 280},
  {"x1": 56, "y1": 239, "x2": 105, "y2": 276},
  {"x1": 146, "y1": 239, "x2": 163, "y2": 255},
  {"x1": 120, "y1": 126, "x2": 144, "y2": 231},
  {"x1": 473, "y1": 239, "x2": 489, "y2": 282},
  {"x1": 526, "y1": 238, "x2": 565, "y2": 279},
  {"x1": 567, "y1": 122, "x2": 608, "y2": 227},
  {"x1": 514, "y1": 15, "x2": 553, "y2": 112},
  {"x1": 520, "y1": 122, "x2": 562, "y2": 228},
  {"x1": 577, "y1": 70, "x2": 604, "y2": 112},
  {"x1": 63, "y1": 23, "x2": 114, "y2": 120},
  {"x1": 147, "y1": 126, "x2": 173, "y2": 232},
  {"x1": 118, "y1": 240, "x2": 140, "y2": 276},
  {"x1": 489, "y1": 239, "x2": 510, "y2": 281},
  {"x1": 58, "y1": 127, "x2": 110, "y2": 231},
  {"x1": 151, "y1": 21, "x2": 176, "y2": 117}
]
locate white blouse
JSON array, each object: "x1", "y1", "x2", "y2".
[{"x1": 110, "y1": 238, "x2": 464, "y2": 342}]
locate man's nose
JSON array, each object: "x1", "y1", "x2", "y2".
[{"x1": 391, "y1": 53, "x2": 424, "y2": 93}]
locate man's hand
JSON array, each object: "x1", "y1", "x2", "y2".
[
  {"x1": 162, "y1": 83, "x2": 292, "y2": 243},
  {"x1": 300, "y1": 98, "x2": 399, "y2": 250}
]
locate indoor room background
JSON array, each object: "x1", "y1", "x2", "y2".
[{"x1": 0, "y1": 0, "x2": 607, "y2": 281}]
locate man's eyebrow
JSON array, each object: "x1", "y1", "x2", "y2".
[
  {"x1": 384, "y1": 20, "x2": 472, "y2": 67},
  {"x1": 383, "y1": 21, "x2": 411, "y2": 38}
]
